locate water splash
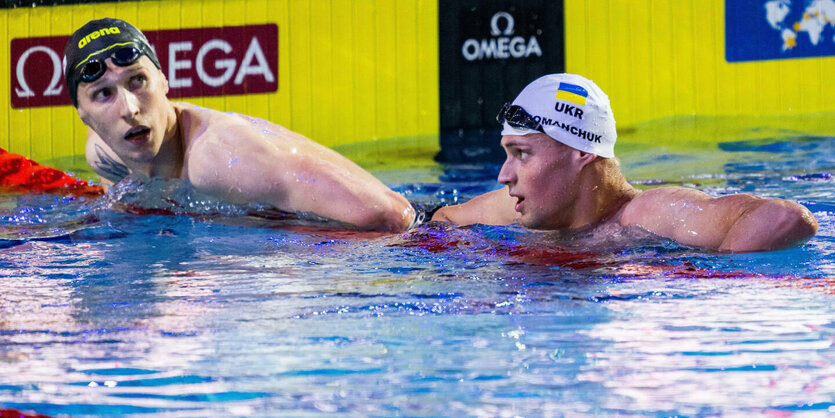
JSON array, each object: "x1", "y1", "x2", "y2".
[{"x1": 0, "y1": 172, "x2": 369, "y2": 243}]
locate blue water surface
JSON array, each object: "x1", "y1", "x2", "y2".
[{"x1": 0, "y1": 137, "x2": 834, "y2": 416}]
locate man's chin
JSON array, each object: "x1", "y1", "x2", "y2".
[
  {"x1": 118, "y1": 147, "x2": 155, "y2": 165},
  {"x1": 520, "y1": 214, "x2": 561, "y2": 231},
  {"x1": 519, "y1": 215, "x2": 542, "y2": 230}
]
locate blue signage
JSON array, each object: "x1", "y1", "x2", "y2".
[{"x1": 726, "y1": 0, "x2": 835, "y2": 62}]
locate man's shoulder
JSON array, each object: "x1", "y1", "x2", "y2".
[
  {"x1": 178, "y1": 105, "x2": 258, "y2": 152},
  {"x1": 628, "y1": 186, "x2": 767, "y2": 210},
  {"x1": 632, "y1": 186, "x2": 698, "y2": 200},
  {"x1": 620, "y1": 186, "x2": 705, "y2": 222},
  {"x1": 177, "y1": 102, "x2": 292, "y2": 143},
  {"x1": 180, "y1": 105, "x2": 295, "y2": 183},
  {"x1": 177, "y1": 102, "x2": 238, "y2": 131},
  {"x1": 620, "y1": 186, "x2": 766, "y2": 225},
  {"x1": 625, "y1": 186, "x2": 682, "y2": 207}
]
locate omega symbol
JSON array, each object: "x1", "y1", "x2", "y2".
[
  {"x1": 461, "y1": 10, "x2": 542, "y2": 62},
  {"x1": 490, "y1": 11, "x2": 515, "y2": 36},
  {"x1": 15, "y1": 46, "x2": 64, "y2": 98}
]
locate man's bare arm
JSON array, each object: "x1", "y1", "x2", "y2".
[
  {"x1": 431, "y1": 187, "x2": 519, "y2": 225},
  {"x1": 621, "y1": 187, "x2": 817, "y2": 252},
  {"x1": 275, "y1": 152, "x2": 415, "y2": 231},
  {"x1": 187, "y1": 125, "x2": 415, "y2": 232}
]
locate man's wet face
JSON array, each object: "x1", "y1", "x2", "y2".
[
  {"x1": 497, "y1": 133, "x2": 582, "y2": 230},
  {"x1": 76, "y1": 56, "x2": 170, "y2": 165}
]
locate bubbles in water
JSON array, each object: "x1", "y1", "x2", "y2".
[
  {"x1": 0, "y1": 192, "x2": 100, "y2": 240},
  {"x1": 102, "y1": 172, "x2": 255, "y2": 217}
]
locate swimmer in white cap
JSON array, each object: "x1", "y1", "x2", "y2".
[
  {"x1": 65, "y1": 18, "x2": 414, "y2": 231},
  {"x1": 433, "y1": 73, "x2": 818, "y2": 252}
]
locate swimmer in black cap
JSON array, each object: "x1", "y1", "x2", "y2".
[
  {"x1": 433, "y1": 74, "x2": 818, "y2": 252},
  {"x1": 65, "y1": 18, "x2": 415, "y2": 231}
]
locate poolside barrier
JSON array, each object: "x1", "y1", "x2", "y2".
[{"x1": 2, "y1": 0, "x2": 834, "y2": 165}]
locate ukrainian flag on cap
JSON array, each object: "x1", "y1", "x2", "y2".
[{"x1": 555, "y1": 82, "x2": 588, "y2": 106}]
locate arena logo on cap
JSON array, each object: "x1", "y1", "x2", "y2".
[
  {"x1": 10, "y1": 23, "x2": 278, "y2": 108},
  {"x1": 78, "y1": 27, "x2": 121, "y2": 49}
]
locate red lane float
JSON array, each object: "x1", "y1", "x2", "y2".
[
  {"x1": 396, "y1": 223, "x2": 835, "y2": 293},
  {"x1": 0, "y1": 148, "x2": 104, "y2": 197},
  {"x1": 0, "y1": 408, "x2": 52, "y2": 418}
]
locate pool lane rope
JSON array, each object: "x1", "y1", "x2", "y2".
[{"x1": 0, "y1": 148, "x2": 104, "y2": 197}]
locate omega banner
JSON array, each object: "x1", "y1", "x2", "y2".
[
  {"x1": 437, "y1": 1, "x2": 564, "y2": 163},
  {"x1": 10, "y1": 24, "x2": 278, "y2": 108}
]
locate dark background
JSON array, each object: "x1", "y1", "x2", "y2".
[{"x1": 437, "y1": 0, "x2": 564, "y2": 163}]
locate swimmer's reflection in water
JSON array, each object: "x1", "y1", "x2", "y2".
[
  {"x1": 432, "y1": 74, "x2": 818, "y2": 253},
  {"x1": 65, "y1": 18, "x2": 415, "y2": 232}
]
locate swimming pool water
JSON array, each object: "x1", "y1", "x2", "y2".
[{"x1": 1, "y1": 137, "x2": 834, "y2": 416}]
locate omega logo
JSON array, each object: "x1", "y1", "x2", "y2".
[
  {"x1": 10, "y1": 24, "x2": 278, "y2": 109},
  {"x1": 461, "y1": 11, "x2": 543, "y2": 62},
  {"x1": 167, "y1": 36, "x2": 275, "y2": 89},
  {"x1": 14, "y1": 46, "x2": 64, "y2": 98},
  {"x1": 490, "y1": 11, "x2": 515, "y2": 36}
]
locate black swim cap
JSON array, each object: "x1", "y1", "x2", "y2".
[{"x1": 64, "y1": 18, "x2": 161, "y2": 107}]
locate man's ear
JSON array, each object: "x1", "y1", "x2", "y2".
[
  {"x1": 161, "y1": 70, "x2": 169, "y2": 95},
  {"x1": 575, "y1": 150, "x2": 598, "y2": 167}
]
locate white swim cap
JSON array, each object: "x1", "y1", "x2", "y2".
[{"x1": 507, "y1": 73, "x2": 617, "y2": 158}]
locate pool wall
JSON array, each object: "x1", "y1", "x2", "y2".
[
  {"x1": 2, "y1": 0, "x2": 440, "y2": 162},
  {"x1": 2, "y1": 0, "x2": 834, "y2": 163},
  {"x1": 567, "y1": 0, "x2": 835, "y2": 150}
]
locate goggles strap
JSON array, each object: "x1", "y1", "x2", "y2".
[{"x1": 497, "y1": 103, "x2": 543, "y2": 132}]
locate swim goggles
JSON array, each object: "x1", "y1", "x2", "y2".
[
  {"x1": 496, "y1": 102, "x2": 544, "y2": 132},
  {"x1": 76, "y1": 45, "x2": 144, "y2": 83}
]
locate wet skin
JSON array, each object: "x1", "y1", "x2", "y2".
[
  {"x1": 497, "y1": 133, "x2": 594, "y2": 230},
  {"x1": 78, "y1": 57, "x2": 415, "y2": 232},
  {"x1": 77, "y1": 56, "x2": 180, "y2": 176},
  {"x1": 432, "y1": 133, "x2": 818, "y2": 252}
]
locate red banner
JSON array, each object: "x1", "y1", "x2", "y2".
[{"x1": 10, "y1": 24, "x2": 278, "y2": 108}]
